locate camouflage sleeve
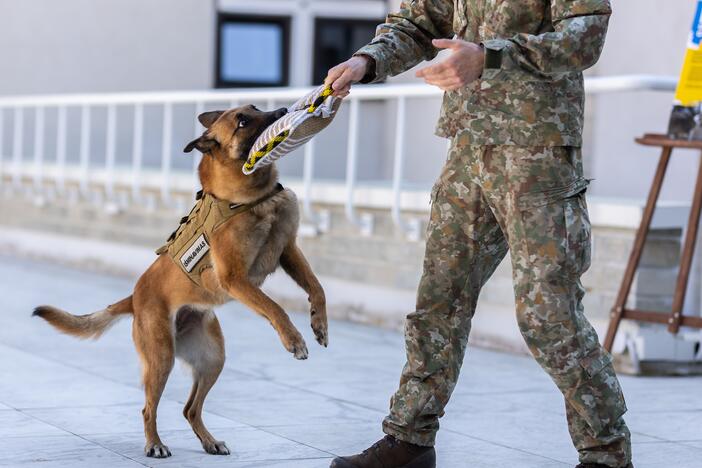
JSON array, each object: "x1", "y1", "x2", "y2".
[
  {"x1": 353, "y1": 0, "x2": 454, "y2": 83},
  {"x1": 482, "y1": 0, "x2": 612, "y2": 80}
]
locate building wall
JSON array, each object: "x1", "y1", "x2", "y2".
[{"x1": 0, "y1": 0, "x2": 215, "y2": 95}]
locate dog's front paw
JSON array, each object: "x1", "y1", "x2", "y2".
[
  {"x1": 145, "y1": 442, "x2": 171, "y2": 458},
  {"x1": 292, "y1": 338, "x2": 309, "y2": 360},
  {"x1": 203, "y1": 440, "x2": 230, "y2": 455},
  {"x1": 283, "y1": 331, "x2": 309, "y2": 360},
  {"x1": 310, "y1": 304, "x2": 328, "y2": 347}
]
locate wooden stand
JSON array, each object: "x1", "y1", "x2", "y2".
[{"x1": 604, "y1": 133, "x2": 702, "y2": 352}]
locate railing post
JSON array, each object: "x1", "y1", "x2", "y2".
[
  {"x1": 160, "y1": 102, "x2": 173, "y2": 204},
  {"x1": 0, "y1": 109, "x2": 4, "y2": 181},
  {"x1": 302, "y1": 139, "x2": 330, "y2": 232},
  {"x1": 344, "y1": 98, "x2": 373, "y2": 236},
  {"x1": 32, "y1": 106, "x2": 45, "y2": 195},
  {"x1": 391, "y1": 96, "x2": 421, "y2": 241},
  {"x1": 192, "y1": 101, "x2": 204, "y2": 199},
  {"x1": 56, "y1": 106, "x2": 67, "y2": 194},
  {"x1": 12, "y1": 107, "x2": 24, "y2": 190},
  {"x1": 105, "y1": 104, "x2": 117, "y2": 201},
  {"x1": 79, "y1": 104, "x2": 91, "y2": 197},
  {"x1": 131, "y1": 103, "x2": 144, "y2": 202}
]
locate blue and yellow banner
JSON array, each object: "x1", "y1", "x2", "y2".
[{"x1": 675, "y1": 1, "x2": 702, "y2": 105}]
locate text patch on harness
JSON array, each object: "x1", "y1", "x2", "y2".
[{"x1": 180, "y1": 234, "x2": 210, "y2": 272}]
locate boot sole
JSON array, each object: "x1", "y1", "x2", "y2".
[
  {"x1": 401, "y1": 450, "x2": 436, "y2": 468},
  {"x1": 330, "y1": 449, "x2": 436, "y2": 468}
]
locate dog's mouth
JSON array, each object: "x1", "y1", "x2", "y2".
[{"x1": 237, "y1": 108, "x2": 288, "y2": 160}]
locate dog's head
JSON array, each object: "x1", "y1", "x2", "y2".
[{"x1": 184, "y1": 105, "x2": 287, "y2": 161}]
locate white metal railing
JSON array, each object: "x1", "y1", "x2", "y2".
[{"x1": 0, "y1": 75, "x2": 677, "y2": 238}]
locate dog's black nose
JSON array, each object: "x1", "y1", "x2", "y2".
[{"x1": 274, "y1": 107, "x2": 288, "y2": 119}]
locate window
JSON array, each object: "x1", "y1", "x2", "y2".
[
  {"x1": 312, "y1": 18, "x2": 383, "y2": 85},
  {"x1": 216, "y1": 14, "x2": 290, "y2": 88}
]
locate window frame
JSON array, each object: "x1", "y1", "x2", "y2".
[{"x1": 215, "y1": 12, "x2": 291, "y2": 88}]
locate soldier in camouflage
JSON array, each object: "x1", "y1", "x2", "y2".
[{"x1": 326, "y1": 1, "x2": 632, "y2": 468}]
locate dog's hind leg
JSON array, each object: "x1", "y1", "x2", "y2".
[
  {"x1": 175, "y1": 306, "x2": 229, "y2": 455},
  {"x1": 132, "y1": 307, "x2": 174, "y2": 458}
]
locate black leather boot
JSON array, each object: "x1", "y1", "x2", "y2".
[{"x1": 330, "y1": 435, "x2": 436, "y2": 468}]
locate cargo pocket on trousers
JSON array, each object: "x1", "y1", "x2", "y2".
[
  {"x1": 429, "y1": 181, "x2": 442, "y2": 207},
  {"x1": 517, "y1": 178, "x2": 592, "y2": 279},
  {"x1": 569, "y1": 347, "x2": 628, "y2": 436}
]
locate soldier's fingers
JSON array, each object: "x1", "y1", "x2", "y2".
[
  {"x1": 423, "y1": 76, "x2": 461, "y2": 89},
  {"x1": 432, "y1": 38, "x2": 462, "y2": 50},
  {"x1": 421, "y1": 69, "x2": 456, "y2": 82},
  {"x1": 425, "y1": 72, "x2": 461, "y2": 84},
  {"x1": 421, "y1": 67, "x2": 458, "y2": 82},
  {"x1": 324, "y1": 65, "x2": 346, "y2": 87},
  {"x1": 416, "y1": 61, "x2": 450, "y2": 79},
  {"x1": 332, "y1": 67, "x2": 356, "y2": 91},
  {"x1": 333, "y1": 86, "x2": 351, "y2": 98}
]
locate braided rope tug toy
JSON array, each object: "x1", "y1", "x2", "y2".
[{"x1": 243, "y1": 85, "x2": 340, "y2": 175}]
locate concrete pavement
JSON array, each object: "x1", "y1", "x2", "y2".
[{"x1": 0, "y1": 256, "x2": 700, "y2": 467}]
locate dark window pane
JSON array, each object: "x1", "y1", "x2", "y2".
[{"x1": 313, "y1": 18, "x2": 382, "y2": 85}]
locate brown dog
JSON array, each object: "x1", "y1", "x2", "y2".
[{"x1": 33, "y1": 105, "x2": 328, "y2": 458}]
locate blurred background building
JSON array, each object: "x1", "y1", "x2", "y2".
[{"x1": 0, "y1": 0, "x2": 700, "y2": 370}]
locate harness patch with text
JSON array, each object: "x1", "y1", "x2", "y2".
[{"x1": 180, "y1": 234, "x2": 210, "y2": 273}]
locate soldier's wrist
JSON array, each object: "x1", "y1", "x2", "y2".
[{"x1": 354, "y1": 54, "x2": 377, "y2": 84}]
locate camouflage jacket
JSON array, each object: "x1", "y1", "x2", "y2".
[{"x1": 355, "y1": 0, "x2": 612, "y2": 146}]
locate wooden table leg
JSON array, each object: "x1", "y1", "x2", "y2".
[
  {"x1": 668, "y1": 152, "x2": 702, "y2": 333},
  {"x1": 604, "y1": 147, "x2": 672, "y2": 351}
]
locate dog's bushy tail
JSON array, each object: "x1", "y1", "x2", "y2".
[{"x1": 33, "y1": 296, "x2": 133, "y2": 340}]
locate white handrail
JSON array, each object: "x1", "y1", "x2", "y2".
[
  {"x1": 0, "y1": 75, "x2": 677, "y2": 109},
  {"x1": 0, "y1": 75, "x2": 679, "y2": 238},
  {"x1": 584, "y1": 75, "x2": 678, "y2": 93}
]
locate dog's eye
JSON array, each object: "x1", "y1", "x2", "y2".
[{"x1": 238, "y1": 118, "x2": 248, "y2": 128}]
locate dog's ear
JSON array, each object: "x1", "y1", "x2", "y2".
[
  {"x1": 184, "y1": 134, "x2": 218, "y2": 154},
  {"x1": 198, "y1": 110, "x2": 225, "y2": 129}
]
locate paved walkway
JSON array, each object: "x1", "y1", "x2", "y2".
[{"x1": 0, "y1": 256, "x2": 700, "y2": 467}]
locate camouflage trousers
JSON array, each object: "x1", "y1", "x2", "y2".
[{"x1": 382, "y1": 140, "x2": 632, "y2": 467}]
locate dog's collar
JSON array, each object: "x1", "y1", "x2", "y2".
[
  {"x1": 224, "y1": 182, "x2": 284, "y2": 211},
  {"x1": 164, "y1": 183, "x2": 285, "y2": 243},
  {"x1": 196, "y1": 182, "x2": 284, "y2": 210}
]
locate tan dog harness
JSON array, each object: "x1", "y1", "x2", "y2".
[{"x1": 156, "y1": 184, "x2": 284, "y2": 287}]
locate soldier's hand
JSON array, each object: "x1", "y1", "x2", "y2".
[
  {"x1": 416, "y1": 39, "x2": 485, "y2": 91},
  {"x1": 325, "y1": 56, "x2": 370, "y2": 98}
]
